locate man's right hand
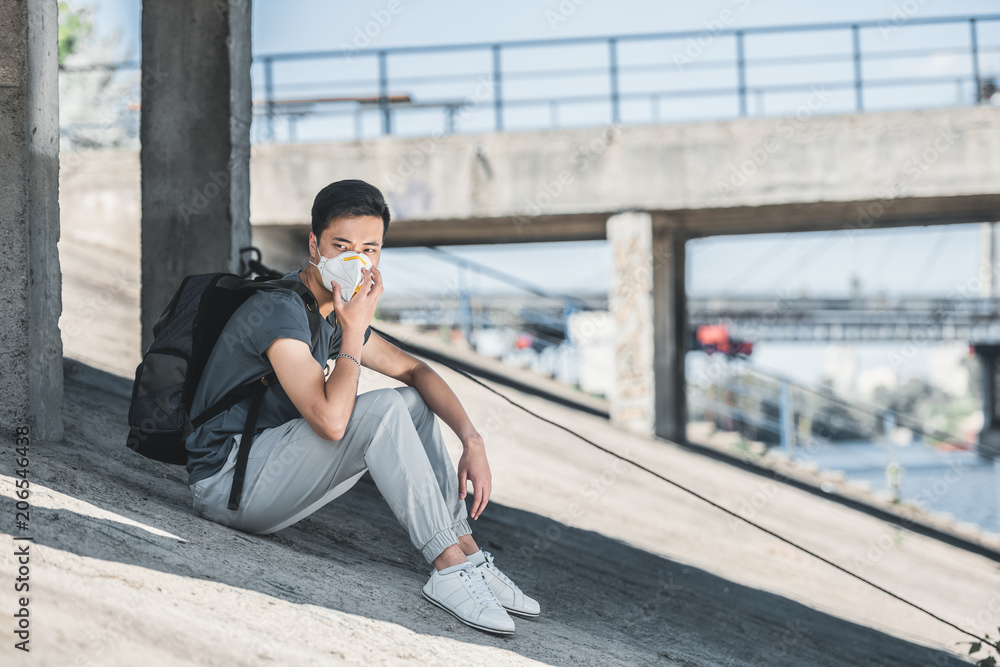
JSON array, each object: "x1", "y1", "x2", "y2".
[{"x1": 332, "y1": 266, "x2": 383, "y2": 337}]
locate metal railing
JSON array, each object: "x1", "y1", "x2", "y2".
[
  {"x1": 58, "y1": 14, "x2": 1000, "y2": 144},
  {"x1": 686, "y1": 360, "x2": 985, "y2": 457},
  {"x1": 248, "y1": 13, "x2": 1000, "y2": 141}
]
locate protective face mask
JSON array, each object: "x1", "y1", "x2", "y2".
[{"x1": 309, "y1": 250, "x2": 373, "y2": 301}]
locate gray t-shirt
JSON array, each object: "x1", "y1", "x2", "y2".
[{"x1": 184, "y1": 269, "x2": 371, "y2": 486}]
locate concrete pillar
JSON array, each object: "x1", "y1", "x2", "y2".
[
  {"x1": 140, "y1": 0, "x2": 253, "y2": 352},
  {"x1": 976, "y1": 345, "x2": 1000, "y2": 459},
  {"x1": 607, "y1": 212, "x2": 687, "y2": 442},
  {"x1": 652, "y1": 219, "x2": 688, "y2": 444},
  {"x1": 608, "y1": 212, "x2": 656, "y2": 436},
  {"x1": 980, "y1": 222, "x2": 996, "y2": 298},
  {"x1": 0, "y1": 0, "x2": 63, "y2": 442}
]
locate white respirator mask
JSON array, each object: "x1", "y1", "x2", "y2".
[{"x1": 310, "y1": 250, "x2": 373, "y2": 301}]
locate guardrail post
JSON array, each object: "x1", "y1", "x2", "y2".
[
  {"x1": 852, "y1": 24, "x2": 864, "y2": 112},
  {"x1": 780, "y1": 378, "x2": 795, "y2": 456},
  {"x1": 736, "y1": 31, "x2": 747, "y2": 117},
  {"x1": 492, "y1": 44, "x2": 503, "y2": 131},
  {"x1": 458, "y1": 263, "x2": 473, "y2": 347},
  {"x1": 609, "y1": 37, "x2": 620, "y2": 124},
  {"x1": 882, "y1": 409, "x2": 897, "y2": 439},
  {"x1": 445, "y1": 105, "x2": 457, "y2": 134},
  {"x1": 562, "y1": 299, "x2": 578, "y2": 338},
  {"x1": 263, "y1": 57, "x2": 275, "y2": 141},
  {"x1": 883, "y1": 409, "x2": 901, "y2": 501},
  {"x1": 378, "y1": 50, "x2": 391, "y2": 135},
  {"x1": 971, "y1": 18, "x2": 982, "y2": 103}
]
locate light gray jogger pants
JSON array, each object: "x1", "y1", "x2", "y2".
[{"x1": 188, "y1": 385, "x2": 472, "y2": 563}]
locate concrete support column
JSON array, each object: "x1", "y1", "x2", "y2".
[
  {"x1": 608, "y1": 212, "x2": 656, "y2": 436},
  {"x1": 0, "y1": 0, "x2": 63, "y2": 442},
  {"x1": 607, "y1": 212, "x2": 687, "y2": 442},
  {"x1": 140, "y1": 0, "x2": 253, "y2": 352},
  {"x1": 980, "y1": 221, "x2": 996, "y2": 298},
  {"x1": 976, "y1": 344, "x2": 1000, "y2": 459},
  {"x1": 652, "y1": 217, "x2": 688, "y2": 444}
]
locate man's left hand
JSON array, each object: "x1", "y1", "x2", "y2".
[{"x1": 457, "y1": 434, "x2": 492, "y2": 520}]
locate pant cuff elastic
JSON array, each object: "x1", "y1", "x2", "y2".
[
  {"x1": 421, "y1": 525, "x2": 461, "y2": 564},
  {"x1": 452, "y1": 518, "x2": 472, "y2": 539}
]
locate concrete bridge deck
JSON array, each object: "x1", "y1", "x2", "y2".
[{"x1": 247, "y1": 105, "x2": 1000, "y2": 245}]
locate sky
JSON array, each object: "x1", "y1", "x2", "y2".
[
  {"x1": 91, "y1": 1, "x2": 993, "y2": 48},
  {"x1": 81, "y1": 0, "x2": 1000, "y2": 385}
]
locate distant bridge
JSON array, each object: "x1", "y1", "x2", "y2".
[
  {"x1": 379, "y1": 294, "x2": 1000, "y2": 343},
  {"x1": 688, "y1": 296, "x2": 1000, "y2": 343}
]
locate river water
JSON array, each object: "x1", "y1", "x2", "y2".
[{"x1": 786, "y1": 440, "x2": 999, "y2": 534}]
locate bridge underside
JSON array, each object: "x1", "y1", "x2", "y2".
[{"x1": 257, "y1": 193, "x2": 1000, "y2": 248}]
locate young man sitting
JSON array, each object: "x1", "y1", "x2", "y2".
[{"x1": 184, "y1": 179, "x2": 539, "y2": 635}]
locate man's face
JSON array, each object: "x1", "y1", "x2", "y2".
[{"x1": 310, "y1": 214, "x2": 384, "y2": 269}]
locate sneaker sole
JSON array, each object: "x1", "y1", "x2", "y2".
[
  {"x1": 476, "y1": 563, "x2": 539, "y2": 619},
  {"x1": 422, "y1": 589, "x2": 515, "y2": 635},
  {"x1": 504, "y1": 606, "x2": 539, "y2": 619}
]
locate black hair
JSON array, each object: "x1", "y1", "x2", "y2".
[{"x1": 310, "y1": 179, "x2": 391, "y2": 241}]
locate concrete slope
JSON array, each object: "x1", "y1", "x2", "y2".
[{"x1": 0, "y1": 357, "x2": 989, "y2": 665}]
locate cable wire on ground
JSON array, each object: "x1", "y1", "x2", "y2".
[{"x1": 370, "y1": 324, "x2": 995, "y2": 650}]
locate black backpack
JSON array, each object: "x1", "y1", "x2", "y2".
[{"x1": 126, "y1": 272, "x2": 323, "y2": 511}]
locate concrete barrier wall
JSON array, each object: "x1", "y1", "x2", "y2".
[
  {"x1": 58, "y1": 150, "x2": 141, "y2": 377},
  {"x1": 247, "y1": 106, "x2": 1000, "y2": 234}
]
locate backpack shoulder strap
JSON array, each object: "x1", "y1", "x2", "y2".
[
  {"x1": 234, "y1": 278, "x2": 324, "y2": 351},
  {"x1": 190, "y1": 370, "x2": 277, "y2": 430},
  {"x1": 227, "y1": 376, "x2": 270, "y2": 510}
]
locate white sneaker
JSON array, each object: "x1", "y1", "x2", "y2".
[
  {"x1": 422, "y1": 562, "x2": 515, "y2": 635},
  {"x1": 475, "y1": 550, "x2": 540, "y2": 618}
]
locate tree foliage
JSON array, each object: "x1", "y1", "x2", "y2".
[{"x1": 58, "y1": 2, "x2": 93, "y2": 66}]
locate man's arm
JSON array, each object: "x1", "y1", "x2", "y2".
[
  {"x1": 361, "y1": 331, "x2": 481, "y2": 441},
  {"x1": 266, "y1": 264, "x2": 381, "y2": 441},
  {"x1": 362, "y1": 332, "x2": 493, "y2": 519},
  {"x1": 266, "y1": 327, "x2": 366, "y2": 441}
]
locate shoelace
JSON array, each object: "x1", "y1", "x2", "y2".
[
  {"x1": 481, "y1": 551, "x2": 519, "y2": 591},
  {"x1": 459, "y1": 568, "x2": 500, "y2": 606}
]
